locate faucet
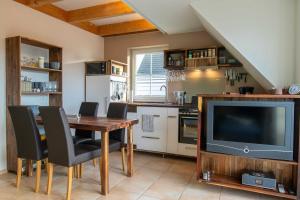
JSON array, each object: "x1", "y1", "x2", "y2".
[{"x1": 160, "y1": 85, "x2": 168, "y2": 103}]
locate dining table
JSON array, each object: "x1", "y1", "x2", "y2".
[{"x1": 36, "y1": 115, "x2": 139, "y2": 195}]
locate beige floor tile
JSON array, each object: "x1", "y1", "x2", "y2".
[
  {"x1": 0, "y1": 152, "x2": 284, "y2": 200},
  {"x1": 220, "y1": 188, "x2": 261, "y2": 200},
  {"x1": 179, "y1": 183, "x2": 221, "y2": 200},
  {"x1": 138, "y1": 195, "x2": 162, "y2": 200},
  {"x1": 96, "y1": 189, "x2": 140, "y2": 200}
]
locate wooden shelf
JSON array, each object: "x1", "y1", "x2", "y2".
[
  {"x1": 199, "y1": 174, "x2": 296, "y2": 200},
  {"x1": 186, "y1": 57, "x2": 217, "y2": 60},
  {"x1": 200, "y1": 150, "x2": 298, "y2": 166},
  {"x1": 21, "y1": 66, "x2": 62, "y2": 73},
  {"x1": 21, "y1": 92, "x2": 62, "y2": 96}
]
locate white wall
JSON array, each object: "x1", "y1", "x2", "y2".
[
  {"x1": 191, "y1": 0, "x2": 296, "y2": 89},
  {"x1": 296, "y1": 0, "x2": 300, "y2": 84},
  {"x1": 0, "y1": 0, "x2": 104, "y2": 171}
]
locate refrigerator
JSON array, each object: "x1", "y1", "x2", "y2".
[{"x1": 85, "y1": 75, "x2": 127, "y2": 117}]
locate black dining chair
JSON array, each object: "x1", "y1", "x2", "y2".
[
  {"x1": 8, "y1": 106, "x2": 48, "y2": 193},
  {"x1": 73, "y1": 102, "x2": 99, "y2": 145},
  {"x1": 39, "y1": 106, "x2": 101, "y2": 200},
  {"x1": 83, "y1": 102, "x2": 128, "y2": 172}
]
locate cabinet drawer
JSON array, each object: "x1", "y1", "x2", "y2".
[
  {"x1": 178, "y1": 143, "x2": 197, "y2": 157},
  {"x1": 137, "y1": 134, "x2": 166, "y2": 152}
]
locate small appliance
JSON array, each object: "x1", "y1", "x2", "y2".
[
  {"x1": 173, "y1": 91, "x2": 186, "y2": 105},
  {"x1": 242, "y1": 171, "x2": 277, "y2": 190}
]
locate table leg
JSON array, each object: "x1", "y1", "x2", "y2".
[
  {"x1": 101, "y1": 131, "x2": 109, "y2": 195},
  {"x1": 127, "y1": 125, "x2": 133, "y2": 177}
]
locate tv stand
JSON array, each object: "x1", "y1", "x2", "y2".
[{"x1": 196, "y1": 94, "x2": 300, "y2": 200}]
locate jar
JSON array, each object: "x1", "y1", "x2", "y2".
[{"x1": 38, "y1": 57, "x2": 45, "y2": 68}]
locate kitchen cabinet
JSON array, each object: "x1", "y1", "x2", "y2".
[
  {"x1": 178, "y1": 143, "x2": 197, "y2": 157},
  {"x1": 166, "y1": 108, "x2": 179, "y2": 154},
  {"x1": 136, "y1": 107, "x2": 168, "y2": 152}
]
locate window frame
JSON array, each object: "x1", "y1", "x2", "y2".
[{"x1": 131, "y1": 46, "x2": 168, "y2": 102}]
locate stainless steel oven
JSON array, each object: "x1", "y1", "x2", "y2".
[{"x1": 179, "y1": 110, "x2": 198, "y2": 144}]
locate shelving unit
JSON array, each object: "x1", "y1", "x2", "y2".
[
  {"x1": 6, "y1": 36, "x2": 63, "y2": 172},
  {"x1": 196, "y1": 95, "x2": 300, "y2": 200},
  {"x1": 164, "y1": 47, "x2": 241, "y2": 70},
  {"x1": 164, "y1": 49, "x2": 186, "y2": 70}
]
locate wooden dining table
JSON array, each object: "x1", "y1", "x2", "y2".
[{"x1": 37, "y1": 115, "x2": 138, "y2": 195}]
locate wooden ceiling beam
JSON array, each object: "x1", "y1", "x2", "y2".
[
  {"x1": 28, "y1": 0, "x2": 63, "y2": 7},
  {"x1": 98, "y1": 19, "x2": 157, "y2": 37},
  {"x1": 14, "y1": 0, "x2": 158, "y2": 37},
  {"x1": 67, "y1": 1, "x2": 135, "y2": 23}
]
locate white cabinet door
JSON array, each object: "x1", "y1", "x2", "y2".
[
  {"x1": 178, "y1": 143, "x2": 197, "y2": 157},
  {"x1": 136, "y1": 107, "x2": 168, "y2": 152},
  {"x1": 166, "y1": 108, "x2": 179, "y2": 154}
]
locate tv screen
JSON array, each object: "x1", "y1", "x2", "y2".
[
  {"x1": 213, "y1": 106, "x2": 286, "y2": 146},
  {"x1": 206, "y1": 100, "x2": 295, "y2": 161}
]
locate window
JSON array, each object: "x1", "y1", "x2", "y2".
[{"x1": 132, "y1": 47, "x2": 167, "y2": 101}]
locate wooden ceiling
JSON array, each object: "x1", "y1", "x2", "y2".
[{"x1": 15, "y1": 0, "x2": 158, "y2": 37}]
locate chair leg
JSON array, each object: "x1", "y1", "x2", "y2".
[
  {"x1": 121, "y1": 147, "x2": 126, "y2": 173},
  {"x1": 66, "y1": 167, "x2": 73, "y2": 200},
  {"x1": 16, "y1": 158, "x2": 22, "y2": 189},
  {"x1": 79, "y1": 164, "x2": 83, "y2": 178},
  {"x1": 76, "y1": 165, "x2": 80, "y2": 179},
  {"x1": 35, "y1": 160, "x2": 42, "y2": 193},
  {"x1": 93, "y1": 159, "x2": 97, "y2": 168},
  {"x1": 47, "y1": 163, "x2": 53, "y2": 195}
]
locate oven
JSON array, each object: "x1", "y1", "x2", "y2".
[{"x1": 178, "y1": 111, "x2": 198, "y2": 144}]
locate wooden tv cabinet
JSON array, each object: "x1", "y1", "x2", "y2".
[{"x1": 196, "y1": 94, "x2": 300, "y2": 200}]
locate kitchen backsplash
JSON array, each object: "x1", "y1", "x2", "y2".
[{"x1": 167, "y1": 67, "x2": 265, "y2": 103}]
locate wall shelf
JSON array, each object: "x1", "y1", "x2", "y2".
[
  {"x1": 21, "y1": 66, "x2": 62, "y2": 73},
  {"x1": 21, "y1": 92, "x2": 62, "y2": 96}
]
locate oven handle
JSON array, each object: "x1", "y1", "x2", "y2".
[
  {"x1": 142, "y1": 136, "x2": 160, "y2": 140},
  {"x1": 180, "y1": 116, "x2": 198, "y2": 120}
]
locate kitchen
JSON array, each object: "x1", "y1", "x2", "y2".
[{"x1": 1, "y1": 1, "x2": 300, "y2": 200}]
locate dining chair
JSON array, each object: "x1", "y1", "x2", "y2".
[
  {"x1": 39, "y1": 106, "x2": 101, "y2": 200},
  {"x1": 73, "y1": 102, "x2": 99, "y2": 145},
  {"x1": 83, "y1": 102, "x2": 128, "y2": 172},
  {"x1": 8, "y1": 106, "x2": 48, "y2": 193}
]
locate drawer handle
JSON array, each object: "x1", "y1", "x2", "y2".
[
  {"x1": 153, "y1": 115, "x2": 160, "y2": 118},
  {"x1": 168, "y1": 116, "x2": 177, "y2": 118},
  {"x1": 142, "y1": 136, "x2": 160, "y2": 140},
  {"x1": 185, "y1": 146, "x2": 196, "y2": 150}
]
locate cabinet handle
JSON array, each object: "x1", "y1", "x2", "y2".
[
  {"x1": 142, "y1": 136, "x2": 160, "y2": 140},
  {"x1": 153, "y1": 115, "x2": 160, "y2": 118},
  {"x1": 185, "y1": 146, "x2": 197, "y2": 150},
  {"x1": 168, "y1": 116, "x2": 177, "y2": 118}
]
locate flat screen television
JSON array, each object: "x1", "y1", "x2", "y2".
[{"x1": 206, "y1": 100, "x2": 294, "y2": 161}]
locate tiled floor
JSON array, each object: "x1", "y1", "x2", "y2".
[{"x1": 0, "y1": 152, "x2": 281, "y2": 200}]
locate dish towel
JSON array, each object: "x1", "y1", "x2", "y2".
[{"x1": 142, "y1": 114, "x2": 154, "y2": 132}]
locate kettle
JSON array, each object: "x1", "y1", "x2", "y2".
[{"x1": 173, "y1": 91, "x2": 186, "y2": 105}]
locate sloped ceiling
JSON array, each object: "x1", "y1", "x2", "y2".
[
  {"x1": 123, "y1": 0, "x2": 203, "y2": 34},
  {"x1": 190, "y1": 0, "x2": 296, "y2": 89}
]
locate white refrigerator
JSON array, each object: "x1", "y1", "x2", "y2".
[{"x1": 85, "y1": 75, "x2": 127, "y2": 117}]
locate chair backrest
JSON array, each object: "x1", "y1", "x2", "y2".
[
  {"x1": 107, "y1": 103, "x2": 128, "y2": 143},
  {"x1": 8, "y1": 106, "x2": 44, "y2": 160},
  {"x1": 75, "y1": 102, "x2": 99, "y2": 139},
  {"x1": 39, "y1": 106, "x2": 75, "y2": 167}
]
